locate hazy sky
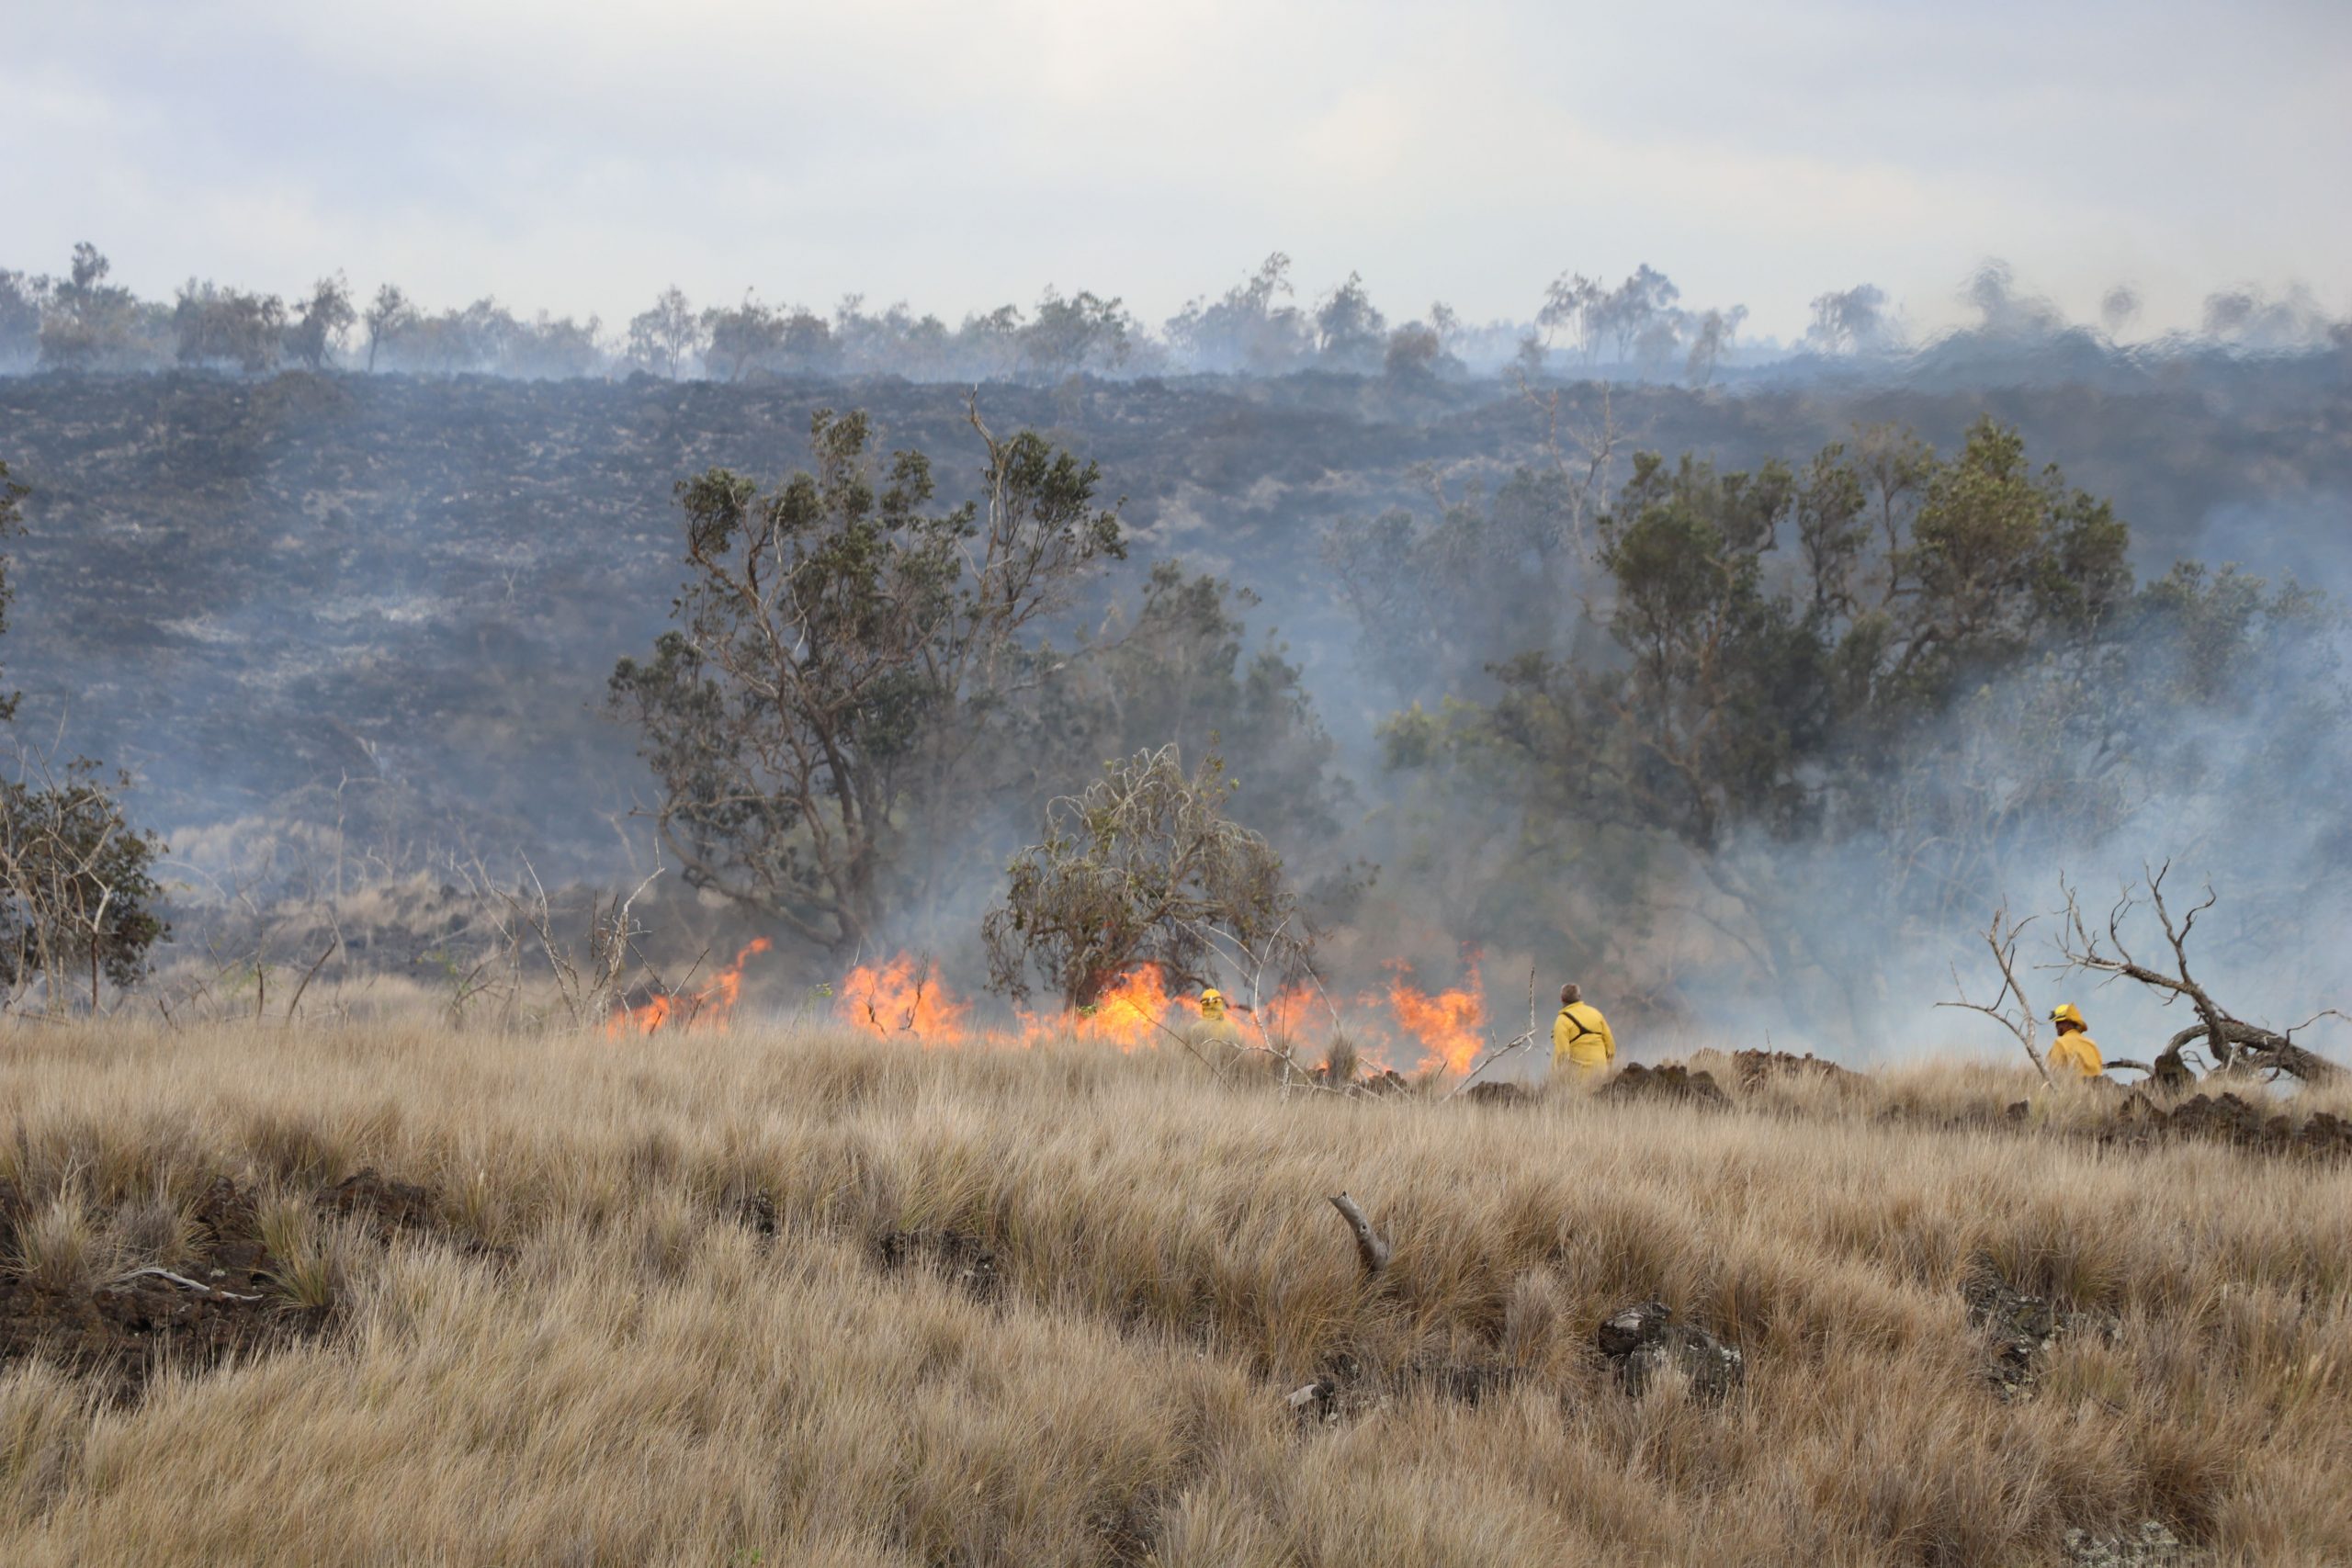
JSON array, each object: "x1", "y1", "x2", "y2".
[{"x1": 6, "y1": 0, "x2": 2346, "y2": 341}]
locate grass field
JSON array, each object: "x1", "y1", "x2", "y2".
[{"x1": 0, "y1": 1020, "x2": 2347, "y2": 1566}]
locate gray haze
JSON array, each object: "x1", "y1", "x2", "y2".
[{"x1": 7, "y1": 0, "x2": 2349, "y2": 340}]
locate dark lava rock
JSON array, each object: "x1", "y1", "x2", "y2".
[
  {"x1": 2106, "y1": 1092, "x2": 2352, "y2": 1159},
  {"x1": 1962, "y1": 1267, "x2": 2058, "y2": 1398},
  {"x1": 733, "y1": 1187, "x2": 778, "y2": 1239},
  {"x1": 2064, "y1": 1519, "x2": 2194, "y2": 1566},
  {"x1": 1596, "y1": 1300, "x2": 1745, "y2": 1400},
  {"x1": 1731, "y1": 1050, "x2": 1861, "y2": 1092},
  {"x1": 319, "y1": 1168, "x2": 439, "y2": 1238},
  {"x1": 1961, "y1": 1257, "x2": 2116, "y2": 1401},
  {"x1": 875, "y1": 1228, "x2": 1000, "y2": 1300},
  {"x1": 1598, "y1": 1063, "x2": 1733, "y2": 1111}
]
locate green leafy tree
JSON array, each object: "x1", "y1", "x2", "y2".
[
  {"x1": 0, "y1": 270, "x2": 42, "y2": 365},
  {"x1": 1323, "y1": 464, "x2": 1589, "y2": 699},
  {"x1": 1313, "y1": 272, "x2": 1386, "y2": 370},
  {"x1": 1377, "y1": 420, "x2": 2150, "y2": 1029},
  {"x1": 611, "y1": 408, "x2": 1125, "y2": 953},
  {"x1": 982, "y1": 744, "x2": 1308, "y2": 1007},
  {"x1": 0, "y1": 762, "x2": 170, "y2": 1007},
  {"x1": 701, "y1": 298, "x2": 784, "y2": 381},
  {"x1": 1164, "y1": 254, "x2": 1311, "y2": 373}
]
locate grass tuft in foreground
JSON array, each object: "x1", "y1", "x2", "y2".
[{"x1": 0, "y1": 1020, "x2": 2346, "y2": 1565}]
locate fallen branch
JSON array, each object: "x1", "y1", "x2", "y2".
[
  {"x1": 1328, "y1": 1190, "x2": 1391, "y2": 1278},
  {"x1": 2161, "y1": 1020, "x2": 2343, "y2": 1085},
  {"x1": 2053, "y1": 865, "x2": 2344, "y2": 1084},
  {"x1": 105, "y1": 1266, "x2": 266, "y2": 1303}
]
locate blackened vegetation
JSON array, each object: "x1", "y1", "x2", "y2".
[
  {"x1": 318, "y1": 1167, "x2": 441, "y2": 1240},
  {"x1": 0, "y1": 1176, "x2": 317, "y2": 1402},
  {"x1": 1595, "y1": 1300, "x2": 1746, "y2": 1400},
  {"x1": 0, "y1": 1166, "x2": 516, "y2": 1404},
  {"x1": 0, "y1": 457, "x2": 169, "y2": 1006}
]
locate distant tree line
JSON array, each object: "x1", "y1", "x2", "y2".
[{"x1": 16, "y1": 242, "x2": 2331, "y2": 387}]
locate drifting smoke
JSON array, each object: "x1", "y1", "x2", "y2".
[{"x1": 4, "y1": 244, "x2": 2350, "y2": 1075}]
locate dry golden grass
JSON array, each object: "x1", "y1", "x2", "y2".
[{"x1": 1, "y1": 1019, "x2": 2347, "y2": 1566}]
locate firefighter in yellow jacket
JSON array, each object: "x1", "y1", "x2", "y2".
[
  {"x1": 1197, "y1": 987, "x2": 1238, "y2": 1040},
  {"x1": 2047, "y1": 1002, "x2": 2103, "y2": 1079},
  {"x1": 1552, "y1": 984, "x2": 1616, "y2": 1076}
]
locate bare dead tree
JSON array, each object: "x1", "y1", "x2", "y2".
[
  {"x1": 2052, "y1": 863, "x2": 2343, "y2": 1084},
  {"x1": 1510, "y1": 372, "x2": 1623, "y2": 566},
  {"x1": 1937, "y1": 901, "x2": 2056, "y2": 1087},
  {"x1": 491, "y1": 862, "x2": 664, "y2": 1032}
]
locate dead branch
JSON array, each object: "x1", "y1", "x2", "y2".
[
  {"x1": 104, "y1": 1266, "x2": 266, "y2": 1303},
  {"x1": 2159, "y1": 1019, "x2": 2343, "y2": 1085},
  {"x1": 280, "y1": 936, "x2": 339, "y2": 1025},
  {"x1": 1328, "y1": 1190, "x2": 1391, "y2": 1278},
  {"x1": 2052, "y1": 865, "x2": 2342, "y2": 1083},
  {"x1": 1937, "y1": 902, "x2": 2055, "y2": 1087},
  {"x1": 1445, "y1": 964, "x2": 1541, "y2": 1100}
]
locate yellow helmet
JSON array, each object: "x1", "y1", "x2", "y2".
[
  {"x1": 1201, "y1": 988, "x2": 1224, "y2": 1004},
  {"x1": 2050, "y1": 1002, "x2": 2086, "y2": 1030}
]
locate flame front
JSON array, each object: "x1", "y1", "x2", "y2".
[
  {"x1": 606, "y1": 936, "x2": 774, "y2": 1035},
  {"x1": 837, "y1": 953, "x2": 971, "y2": 1044},
  {"x1": 1382, "y1": 961, "x2": 1487, "y2": 1076},
  {"x1": 604, "y1": 937, "x2": 1487, "y2": 1078},
  {"x1": 1084, "y1": 964, "x2": 1183, "y2": 1048}
]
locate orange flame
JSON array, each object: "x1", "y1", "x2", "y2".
[
  {"x1": 1252, "y1": 986, "x2": 1326, "y2": 1044},
  {"x1": 837, "y1": 953, "x2": 971, "y2": 1045},
  {"x1": 606, "y1": 937, "x2": 774, "y2": 1035},
  {"x1": 1382, "y1": 961, "x2": 1487, "y2": 1075},
  {"x1": 1045, "y1": 964, "x2": 1182, "y2": 1050},
  {"x1": 813, "y1": 953, "x2": 1374, "y2": 1065}
]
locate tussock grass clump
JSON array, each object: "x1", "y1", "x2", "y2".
[{"x1": 0, "y1": 1017, "x2": 2345, "y2": 1565}]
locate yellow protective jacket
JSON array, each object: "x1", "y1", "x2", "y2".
[
  {"x1": 2049, "y1": 1029, "x2": 2103, "y2": 1079},
  {"x1": 1553, "y1": 1002, "x2": 1616, "y2": 1072}
]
